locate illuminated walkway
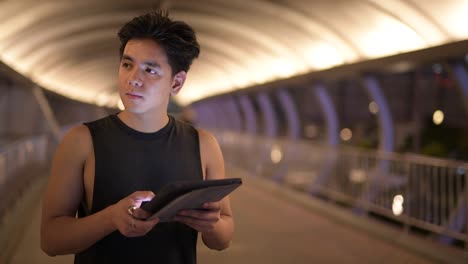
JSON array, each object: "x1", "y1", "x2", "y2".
[
  {"x1": 197, "y1": 169, "x2": 466, "y2": 264},
  {"x1": 8, "y1": 167, "x2": 467, "y2": 264}
]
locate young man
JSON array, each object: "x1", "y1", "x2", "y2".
[{"x1": 41, "y1": 10, "x2": 234, "y2": 263}]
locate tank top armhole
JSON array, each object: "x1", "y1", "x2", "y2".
[
  {"x1": 194, "y1": 128, "x2": 205, "y2": 181},
  {"x1": 81, "y1": 122, "x2": 98, "y2": 215}
]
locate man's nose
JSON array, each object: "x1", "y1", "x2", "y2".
[
  {"x1": 128, "y1": 79, "x2": 143, "y2": 86},
  {"x1": 128, "y1": 70, "x2": 143, "y2": 87}
]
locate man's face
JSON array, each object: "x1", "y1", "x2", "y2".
[{"x1": 118, "y1": 38, "x2": 183, "y2": 115}]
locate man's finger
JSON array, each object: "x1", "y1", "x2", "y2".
[
  {"x1": 202, "y1": 202, "x2": 221, "y2": 210},
  {"x1": 137, "y1": 218, "x2": 159, "y2": 229},
  {"x1": 174, "y1": 217, "x2": 214, "y2": 232},
  {"x1": 132, "y1": 218, "x2": 159, "y2": 234},
  {"x1": 131, "y1": 191, "x2": 156, "y2": 201},
  {"x1": 132, "y1": 208, "x2": 152, "y2": 220},
  {"x1": 176, "y1": 212, "x2": 218, "y2": 222}
]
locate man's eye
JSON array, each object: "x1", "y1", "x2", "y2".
[
  {"x1": 122, "y1": 62, "x2": 131, "y2": 68},
  {"x1": 146, "y1": 68, "x2": 158, "y2": 74}
]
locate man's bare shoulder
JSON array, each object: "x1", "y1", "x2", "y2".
[
  {"x1": 196, "y1": 128, "x2": 224, "y2": 180},
  {"x1": 58, "y1": 124, "x2": 92, "y2": 158},
  {"x1": 196, "y1": 128, "x2": 224, "y2": 156},
  {"x1": 197, "y1": 128, "x2": 219, "y2": 147}
]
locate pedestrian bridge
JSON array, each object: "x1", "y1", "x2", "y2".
[
  {"x1": 1, "y1": 133, "x2": 467, "y2": 263},
  {"x1": 1, "y1": 1, "x2": 468, "y2": 263}
]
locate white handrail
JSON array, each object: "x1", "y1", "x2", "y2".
[{"x1": 218, "y1": 132, "x2": 468, "y2": 247}]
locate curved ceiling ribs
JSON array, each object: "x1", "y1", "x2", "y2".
[{"x1": 0, "y1": 0, "x2": 466, "y2": 107}]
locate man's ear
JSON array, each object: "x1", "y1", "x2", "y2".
[{"x1": 170, "y1": 71, "x2": 187, "y2": 96}]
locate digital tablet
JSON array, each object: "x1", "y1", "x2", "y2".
[{"x1": 140, "y1": 178, "x2": 242, "y2": 222}]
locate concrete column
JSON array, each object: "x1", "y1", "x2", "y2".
[
  {"x1": 195, "y1": 102, "x2": 215, "y2": 130},
  {"x1": 206, "y1": 101, "x2": 224, "y2": 131},
  {"x1": 208, "y1": 103, "x2": 220, "y2": 130},
  {"x1": 238, "y1": 95, "x2": 257, "y2": 135},
  {"x1": 276, "y1": 89, "x2": 300, "y2": 140},
  {"x1": 314, "y1": 83, "x2": 339, "y2": 147},
  {"x1": 256, "y1": 92, "x2": 278, "y2": 138},
  {"x1": 204, "y1": 100, "x2": 219, "y2": 131},
  {"x1": 438, "y1": 62, "x2": 468, "y2": 245},
  {"x1": 1, "y1": 84, "x2": 53, "y2": 139},
  {"x1": 254, "y1": 92, "x2": 279, "y2": 180},
  {"x1": 0, "y1": 78, "x2": 11, "y2": 137},
  {"x1": 224, "y1": 96, "x2": 242, "y2": 132},
  {"x1": 215, "y1": 99, "x2": 232, "y2": 131},
  {"x1": 309, "y1": 83, "x2": 339, "y2": 194},
  {"x1": 190, "y1": 104, "x2": 204, "y2": 127},
  {"x1": 32, "y1": 86, "x2": 61, "y2": 141},
  {"x1": 450, "y1": 62, "x2": 468, "y2": 120},
  {"x1": 362, "y1": 75, "x2": 394, "y2": 153},
  {"x1": 235, "y1": 95, "x2": 258, "y2": 173},
  {"x1": 357, "y1": 75, "x2": 396, "y2": 214}
]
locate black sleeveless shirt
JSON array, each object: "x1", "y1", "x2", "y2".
[{"x1": 75, "y1": 114, "x2": 203, "y2": 264}]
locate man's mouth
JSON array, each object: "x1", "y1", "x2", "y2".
[{"x1": 126, "y1": 92, "x2": 143, "y2": 99}]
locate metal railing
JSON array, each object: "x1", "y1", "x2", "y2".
[
  {"x1": 0, "y1": 133, "x2": 56, "y2": 262},
  {"x1": 217, "y1": 132, "x2": 468, "y2": 247},
  {"x1": 0, "y1": 135, "x2": 52, "y2": 186}
]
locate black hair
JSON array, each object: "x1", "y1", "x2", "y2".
[{"x1": 118, "y1": 10, "x2": 200, "y2": 75}]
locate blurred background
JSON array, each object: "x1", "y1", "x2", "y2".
[{"x1": 0, "y1": 0, "x2": 467, "y2": 263}]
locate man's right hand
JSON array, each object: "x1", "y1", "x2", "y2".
[{"x1": 108, "y1": 191, "x2": 159, "y2": 237}]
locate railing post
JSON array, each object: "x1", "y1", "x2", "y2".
[
  {"x1": 465, "y1": 165, "x2": 468, "y2": 250},
  {"x1": 0, "y1": 155, "x2": 5, "y2": 186},
  {"x1": 403, "y1": 159, "x2": 410, "y2": 234}
]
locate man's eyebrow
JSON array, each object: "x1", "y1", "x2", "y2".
[
  {"x1": 121, "y1": 55, "x2": 134, "y2": 61},
  {"x1": 121, "y1": 55, "x2": 161, "y2": 68},
  {"x1": 144, "y1": 61, "x2": 161, "y2": 68}
]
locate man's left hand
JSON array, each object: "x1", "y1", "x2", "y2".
[{"x1": 174, "y1": 202, "x2": 222, "y2": 233}]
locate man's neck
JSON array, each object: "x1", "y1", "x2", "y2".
[{"x1": 117, "y1": 110, "x2": 169, "y2": 133}]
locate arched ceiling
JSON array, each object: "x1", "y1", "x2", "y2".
[{"x1": 0, "y1": 0, "x2": 467, "y2": 107}]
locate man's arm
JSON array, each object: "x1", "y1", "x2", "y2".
[
  {"x1": 174, "y1": 129, "x2": 234, "y2": 250},
  {"x1": 40, "y1": 125, "x2": 157, "y2": 256}
]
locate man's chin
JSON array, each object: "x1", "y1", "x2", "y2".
[{"x1": 122, "y1": 105, "x2": 146, "y2": 114}]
